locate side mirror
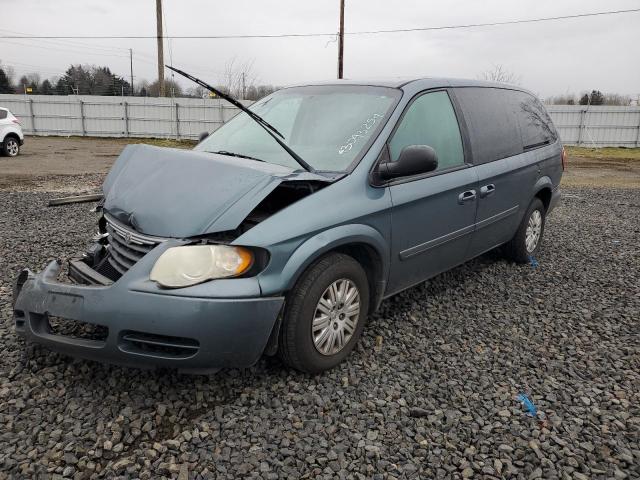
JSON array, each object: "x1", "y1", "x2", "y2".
[
  {"x1": 198, "y1": 131, "x2": 210, "y2": 142},
  {"x1": 378, "y1": 145, "x2": 438, "y2": 180}
]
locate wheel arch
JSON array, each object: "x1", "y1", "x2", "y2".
[
  {"x1": 262, "y1": 224, "x2": 390, "y2": 313},
  {"x1": 328, "y1": 242, "x2": 385, "y2": 313},
  {"x1": 261, "y1": 226, "x2": 389, "y2": 358},
  {"x1": 2, "y1": 131, "x2": 21, "y2": 143},
  {"x1": 533, "y1": 176, "x2": 553, "y2": 212}
]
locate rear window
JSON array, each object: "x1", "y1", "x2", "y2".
[
  {"x1": 508, "y1": 90, "x2": 557, "y2": 149},
  {"x1": 454, "y1": 87, "x2": 522, "y2": 164},
  {"x1": 0, "y1": 110, "x2": 7, "y2": 120}
]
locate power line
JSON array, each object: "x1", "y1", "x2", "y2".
[
  {"x1": 0, "y1": 38, "x2": 130, "y2": 58},
  {"x1": 0, "y1": 60, "x2": 69, "y2": 77},
  {"x1": 0, "y1": 8, "x2": 637, "y2": 39},
  {"x1": 349, "y1": 8, "x2": 640, "y2": 35},
  {"x1": 0, "y1": 28, "x2": 129, "y2": 53}
]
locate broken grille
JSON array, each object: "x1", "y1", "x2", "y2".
[{"x1": 96, "y1": 214, "x2": 165, "y2": 281}]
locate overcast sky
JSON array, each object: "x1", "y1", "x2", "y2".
[{"x1": 2, "y1": 0, "x2": 639, "y2": 98}]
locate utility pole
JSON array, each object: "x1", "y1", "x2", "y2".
[
  {"x1": 156, "y1": 0, "x2": 165, "y2": 97},
  {"x1": 338, "y1": 0, "x2": 345, "y2": 79},
  {"x1": 129, "y1": 48, "x2": 134, "y2": 96},
  {"x1": 241, "y1": 72, "x2": 246, "y2": 99}
]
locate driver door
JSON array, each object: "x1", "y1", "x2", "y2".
[{"x1": 385, "y1": 90, "x2": 479, "y2": 294}]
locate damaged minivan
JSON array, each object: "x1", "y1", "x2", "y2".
[{"x1": 13, "y1": 75, "x2": 562, "y2": 373}]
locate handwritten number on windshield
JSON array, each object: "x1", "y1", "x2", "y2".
[{"x1": 339, "y1": 113, "x2": 383, "y2": 155}]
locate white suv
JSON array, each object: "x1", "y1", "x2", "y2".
[{"x1": 0, "y1": 107, "x2": 24, "y2": 157}]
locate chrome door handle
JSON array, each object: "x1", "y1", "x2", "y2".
[
  {"x1": 458, "y1": 189, "x2": 477, "y2": 204},
  {"x1": 480, "y1": 184, "x2": 495, "y2": 198}
]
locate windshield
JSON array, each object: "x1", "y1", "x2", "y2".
[{"x1": 195, "y1": 85, "x2": 401, "y2": 171}]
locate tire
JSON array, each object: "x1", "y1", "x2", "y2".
[
  {"x1": 279, "y1": 253, "x2": 369, "y2": 373},
  {"x1": 504, "y1": 198, "x2": 546, "y2": 263},
  {"x1": 2, "y1": 136, "x2": 20, "y2": 157}
]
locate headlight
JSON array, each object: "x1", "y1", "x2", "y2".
[{"x1": 150, "y1": 245, "x2": 254, "y2": 288}]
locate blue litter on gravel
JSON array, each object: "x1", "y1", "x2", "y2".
[
  {"x1": 528, "y1": 256, "x2": 539, "y2": 268},
  {"x1": 517, "y1": 393, "x2": 538, "y2": 417}
]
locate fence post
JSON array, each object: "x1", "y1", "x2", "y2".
[
  {"x1": 123, "y1": 102, "x2": 129, "y2": 137},
  {"x1": 175, "y1": 102, "x2": 180, "y2": 140},
  {"x1": 577, "y1": 109, "x2": 586, "y2": 146},
  {"x1": 79, "y1": 100, "x2": 86, "y2": 136},
  {"x1": 219, "y1": 100, "x2": 224, "y2": 127},
  {"x1": 28, "y1": 99, "x2": 36, "y2": 134},
  {"x1": 636, "y1": 111, "x2": 640, "y2": 148}
]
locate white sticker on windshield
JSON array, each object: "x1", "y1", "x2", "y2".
[{"x1": 339, "y1": 113, "x2": 384, "y2": 155}]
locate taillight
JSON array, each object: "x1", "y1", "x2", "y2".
[
  {"x1": 12, "y1": 119, "x2": 20, "y2": 125},
  {"x1": 561, "y1": 146, "x2": 567, "y2": 171}
]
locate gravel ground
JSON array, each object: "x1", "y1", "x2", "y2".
[{"x1": 0, "y1": 187, "x2": 638, "y2": 479}]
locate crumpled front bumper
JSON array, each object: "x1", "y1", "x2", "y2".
[{"x1": 13, "y1": 260, "x2": 284, "y2": 372}]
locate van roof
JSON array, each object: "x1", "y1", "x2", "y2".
[{"x1": 289, "y1": 77, "x2": 530, "y2": 93}]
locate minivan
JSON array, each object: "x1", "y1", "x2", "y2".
[{"x1": 14, "y1": 78, "x2": 562, "y2": 373}]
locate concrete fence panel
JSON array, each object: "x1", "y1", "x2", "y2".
[{"x1": 2, "y1": 94, "x2": 639, "y2": 147}]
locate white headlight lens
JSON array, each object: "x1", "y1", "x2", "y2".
[{"x1": 150, "y1": 245, "x2": 253, "y2": 288}]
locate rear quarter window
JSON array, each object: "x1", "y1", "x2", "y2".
[
  {"x1": 508, "y1": 91, "x2": 557, "y2": 149},
  {"x1": 0, "y1": 110, "x2": 7, "y2": 120},
  {"x1": 453, "y1": 87, "x2": 522, "y2": 164}
]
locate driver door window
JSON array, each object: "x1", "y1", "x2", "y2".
[{"x1": 389, "y1": 91, "x2": 465, "y2": 172}]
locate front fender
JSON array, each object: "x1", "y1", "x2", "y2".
[{"x1": 257, "y1": 223, "x2": 390, "y2": 296}]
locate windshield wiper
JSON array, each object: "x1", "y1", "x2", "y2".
[
  {"x1": 210, "y1": 150, "x2": 264, "y2": 162},
  {"x1": 166, "y1": 65, "x2": 314, "y2": 173}
]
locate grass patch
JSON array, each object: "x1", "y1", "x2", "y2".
[
  {"x1": 566, "y1": 146, "x2": 640, "y2": 160},
  {"x1": 39, "y1": 136, "x2": 198, "y2": 149}
]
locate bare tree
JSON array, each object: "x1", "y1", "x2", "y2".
[
  {"x1": 546, "y1": 91, "x2": 632, "y2": 106},
  {"x1": 545, "y1": 94, "x2": 577, "y2": 105},
  {"x1": 603, "y1": 93, "x2": 632, "y2": 106},
  {"x1": 136, "y1": 80, "x2": 150, "y2": 96},
  {"x1": 148, "y1": 79, "x2": 181, "y2": 97},
  {"x1": 187, "y1": 85, "x2": 208, "y2": 98},
  {"x1": 222, "y1": 58, "x2": 257, "y2": 99},
  {"x1": 480, "y1": 64, "x2": 521, "y2": 85}
]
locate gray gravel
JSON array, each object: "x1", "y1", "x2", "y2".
[{"x1": 1, "y1": 187, "x2": 638, "y2": 479}]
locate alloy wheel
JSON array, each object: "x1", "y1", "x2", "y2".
[{"x1": 6, "y1": 139, "x2": 19, "y2": 156}]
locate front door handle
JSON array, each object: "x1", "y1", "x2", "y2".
[
  {"x1": 458, "y1": 189, "x2": 477, "y2": 204},
  {"x1": 480, "y1": 184, "x2": 496, "y2": 198}
]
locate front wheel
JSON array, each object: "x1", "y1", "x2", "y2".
[
  {"x1": 2, "y1": 137, "x2": 20, "y2": 157},
  {"x1": 278, "y1": 253, "x2": 369, "y2": 373},
  {"x1": 504, "y1": 198, "x2": 546, "y2": 263}
]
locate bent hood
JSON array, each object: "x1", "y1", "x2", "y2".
[{"x1": 102, "y1": 144, "x2": 328, "y2": 237}]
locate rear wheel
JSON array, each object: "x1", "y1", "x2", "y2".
[
  {"x1": 504, "y1": 198, "x2": 546, "y2": 263},
  {"x1": 278, "y1": 253, "x2": 369, "y2": 373},
  {"x1": 2, "y1": 137, "x2": 20, "y2": 157}
]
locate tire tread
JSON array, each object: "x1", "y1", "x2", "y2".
[{"x1": 504, "y1": 198, "x2": 545, "y2": 263}]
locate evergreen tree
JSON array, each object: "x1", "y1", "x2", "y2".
[
  {"x1": 0, "y1": 68, "x2": 12, "y2": 93},
  {"x1": 40, "y1": 79, "x2": 54, "y2": 95}
]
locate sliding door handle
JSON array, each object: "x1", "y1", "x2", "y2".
[
  {"x1": 480, "y1": 184, "x2": 495, "y2": 198},
  {"x1": 458, "y1": 189, "x2": 477, "y2": 204}
]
